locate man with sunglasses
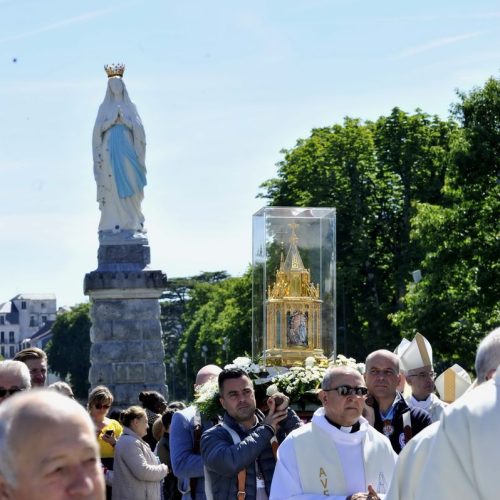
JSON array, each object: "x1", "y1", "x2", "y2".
[
  {"x1": 270, "y1": 366, "x2": 396, "y2": 500},
  {"x1": 0, "y1": 360, "x2": 31, "y2": 404},
  {"x1": 365, "y1": 350, "x2": 431, "y2": 454}
]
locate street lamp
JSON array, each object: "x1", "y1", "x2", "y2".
[
  {"x1": 201, "y1": 344, "x2": 208, "y2": 366},
  {"x1": 222, "y1": 337, "x2": 229, "y2": 363},
  {"x1": 182, "y1": 352, "x2": 189, "y2": 401}
]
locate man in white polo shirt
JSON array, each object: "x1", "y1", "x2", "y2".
[{"x1": 270, "y1": 366, "x2": 397, "y2": 500}]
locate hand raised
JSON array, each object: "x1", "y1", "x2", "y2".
[{"x1": 263, "y1": 396, "x2": 288, "y2": 433}]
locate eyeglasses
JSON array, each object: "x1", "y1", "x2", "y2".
[
  {"x1": 324, "y1": 385, "x2": 368, "y2": 397},
  {"x1": 407, "y1": 371, "x2": 436, "y2": 380},
  {"x1": 0, "y1": 388, "x2": 25, "y2": 397},
  {"x1": 95, "y1": 403, "x2": 111, "y2": 410}
]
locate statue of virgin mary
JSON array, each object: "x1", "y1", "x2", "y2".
[{"x1": 92, "y1": 64, "x2": 147, "y2": 237}]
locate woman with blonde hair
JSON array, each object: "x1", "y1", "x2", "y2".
[
  {"x1": 112, "y1": 405, "x2": 168, "y2": 500},
  {"x1": 88, "y1": 385, "x2": 123, "y2": 499}
]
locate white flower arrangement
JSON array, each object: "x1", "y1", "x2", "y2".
[
  {"x1": 271, "y1": 355, "x2": 365, "y2": 405},
  {"x1": 224, "y1": 356, "x2": 264, "y2": 376},
  {"x1": 194, "y1": 354, "x2": 365, "y2": 417},
  {"x1": 329, "y1": 354, "x2": 366, "y2": 375}
]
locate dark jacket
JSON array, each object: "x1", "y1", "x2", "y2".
[
  {"x1": 170, "y1": 405, "x2": 216, "y2": 500},
  {"x1": 201, "y1": 408, "x2": 301, "y2": 500},
  {"x1": 372, "y1": 392, "x2": 432, "y2": 454},
  {"x1": 157, "y1": 433, "x2": 182, "y2": 500}
]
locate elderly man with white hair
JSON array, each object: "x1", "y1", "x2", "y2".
[
  {"x1": 0, "y1": 359, "x2": 31, "y2": 404},
  {"x1": 474, "y1": 326, "x2": 500, "y2": 383},
  {"x1": 0, "y1": 389, "x2": 105, "y2": 500}
]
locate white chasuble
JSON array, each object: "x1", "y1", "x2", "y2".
[{"x1": 293, "y1": 417, "x2": 395, "y2": 496}]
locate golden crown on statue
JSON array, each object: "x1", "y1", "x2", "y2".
[{"x1": 104, "y1": 63, "x2": 125, "y2": 78}]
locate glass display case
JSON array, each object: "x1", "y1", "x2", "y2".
[{"x1": 252, "y1": 207, "x2": 336, "y2": 366}]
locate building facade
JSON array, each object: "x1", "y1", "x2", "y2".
[{"x1": 0, "y1": 294, "x2": 57, "y2": 359}]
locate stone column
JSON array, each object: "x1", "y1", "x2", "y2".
[{"x1": 84, "y1": 237, "x2": 167, "y2": 408}]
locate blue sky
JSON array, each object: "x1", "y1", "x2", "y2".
[{"x1": 0, "y1": 0, "x2": 498, "y2": 307}]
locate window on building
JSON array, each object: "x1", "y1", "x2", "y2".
[
  {"x1": 0, "y1": 331, "x2": 4, "y2": 343},
  {"x1": 21, "y1": 301, "x2": 26, "y2": 309},
  {"x1": 0, "y1": 346, "x2": 4, "y2": 357},
  {"x1": 42, "y1": 315, "x2": 47, "y2": 323},
  {"x1": 9, "y1": 346, "x2": 14, "y2": 358},
  {"x1": 41, "y1": 302, "x2": 45, "y2": 308},
  {"x1": 30, "y1": 316, "x2": 36, "y2": 327},
  {"x1": 9, "y1": 332, "x2": 14, "y2": 343},
  {"x1": 0, "y1": 316, "x2": 4, "y2": 325}
]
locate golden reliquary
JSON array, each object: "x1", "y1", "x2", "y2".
[{"x1": 265, "y1": 224, "x2": 326, "y2": 366}]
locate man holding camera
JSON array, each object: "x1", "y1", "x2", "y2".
[{"x1": 201, "y1": 367, "x2": 301, "y2": 500}]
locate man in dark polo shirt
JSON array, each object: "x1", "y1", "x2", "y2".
[{"x1": 365, "y1": 349, "x2": 431, "y2": 453}]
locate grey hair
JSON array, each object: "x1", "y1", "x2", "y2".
[
  {"x1": 321, "y1": 366, "x2": 362, "y2": 390},
  {"x1": 475, "y1": 327, "x2": 500, "y2": 383},
  {"x1": 0, "y1": 403, "x2": 18, "y2": 487},
  {"x1": 0, "y1": 360, "x2": 31, "y2": 390},
  {"x1": 48, "y1": 381, "x2": 74, "y2": 398}
]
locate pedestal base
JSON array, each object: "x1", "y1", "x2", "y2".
[{"x1": 84, "y1": 240, "x2": 168, "y2": 408}]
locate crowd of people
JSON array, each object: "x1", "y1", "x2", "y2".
[{"x1": 0, "y1": 326, "x2": 499, "y2": 499}]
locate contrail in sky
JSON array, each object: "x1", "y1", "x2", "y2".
[
  {"x1": 0, "y1": 5, "x2": 123, "y2": 44},
  {"x1": 392, "y1": 32, "x2": 482, "y2": 60}
]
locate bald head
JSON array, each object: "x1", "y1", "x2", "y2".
[
  {"x1": 366, "y1": 349, "x2": 400, "y2": 372},
  {"x1": 0, "y1": 390, "x2": 105, "y2": 500},
  {"x1": 195, "y1": 364, "x2": 222, "y2": 387},
  {"x1": 365, "y1": 350, "x2": 401, "y2": 406}
]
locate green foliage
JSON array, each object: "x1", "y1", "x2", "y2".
[
  {"x1": 46, "y1": 303, "x2": 91, "y2": 399},
  {"x1": 161, "y1": 270, "x2": 251, "y2": 402},
  {"x1": 391, "y1": 77, "x2": 500, "y2": 371},
  {"x1": 259, "y1": 110, "x2": 458, "y2": 360}
]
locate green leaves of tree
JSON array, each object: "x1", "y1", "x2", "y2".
[{"x1": 46, "y1": 303, "x2": 91, "y2": 399}]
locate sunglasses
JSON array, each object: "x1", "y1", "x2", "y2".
[
  {"x1": 324, "y1": 385, "x2": 368, "y2": 397},
  {"x1": 95, "y1": 403, "x2": 111, "y2": 410},
  {"x1": 0, "y1": 388, "x2": 25, "y2": 397}
]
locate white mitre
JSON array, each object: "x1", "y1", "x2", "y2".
[
  {"x1": 394, "y1": 338, "x2": 411, "y2": 357},
  {"x1": 399, "y1": 333, "x2": 433, "y2": 372},
  {"x1": 435, "y1": 364, "x2": 472, "y2": 403}
]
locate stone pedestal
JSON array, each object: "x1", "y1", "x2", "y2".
[{"x1": 84, "y1": 235, "x2": 167, "y2": 408}]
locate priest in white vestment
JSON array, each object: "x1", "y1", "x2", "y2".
[
  {"x1": 270, "y1": 367, "x2": 396, "y2": 500},
  {"x1": 413, "y1": 367, "x2": 500, "y2": 499},
  {"x1": 399, "y1": 333, "x2": 447, "y2": 422}
]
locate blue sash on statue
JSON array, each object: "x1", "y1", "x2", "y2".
[{"x1": 108, "y1": 124, "x2": 147, "y2": 198}]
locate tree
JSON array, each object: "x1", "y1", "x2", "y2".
[
  {"x1": 46, "y1": 303, "x2": 91, "y2": 399},
  {"x1": 160, "y1": 271, "x2": 233, "y2": 400},
  {"x1": 391, "y1": 76, "x2": 500, "y2": 371},
  {"x1": 259, "y1": 111, "x2": 457, "y2": 359},
  {"x1": 174, "y1": 269, "x2": 252, "y2": 401}
]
